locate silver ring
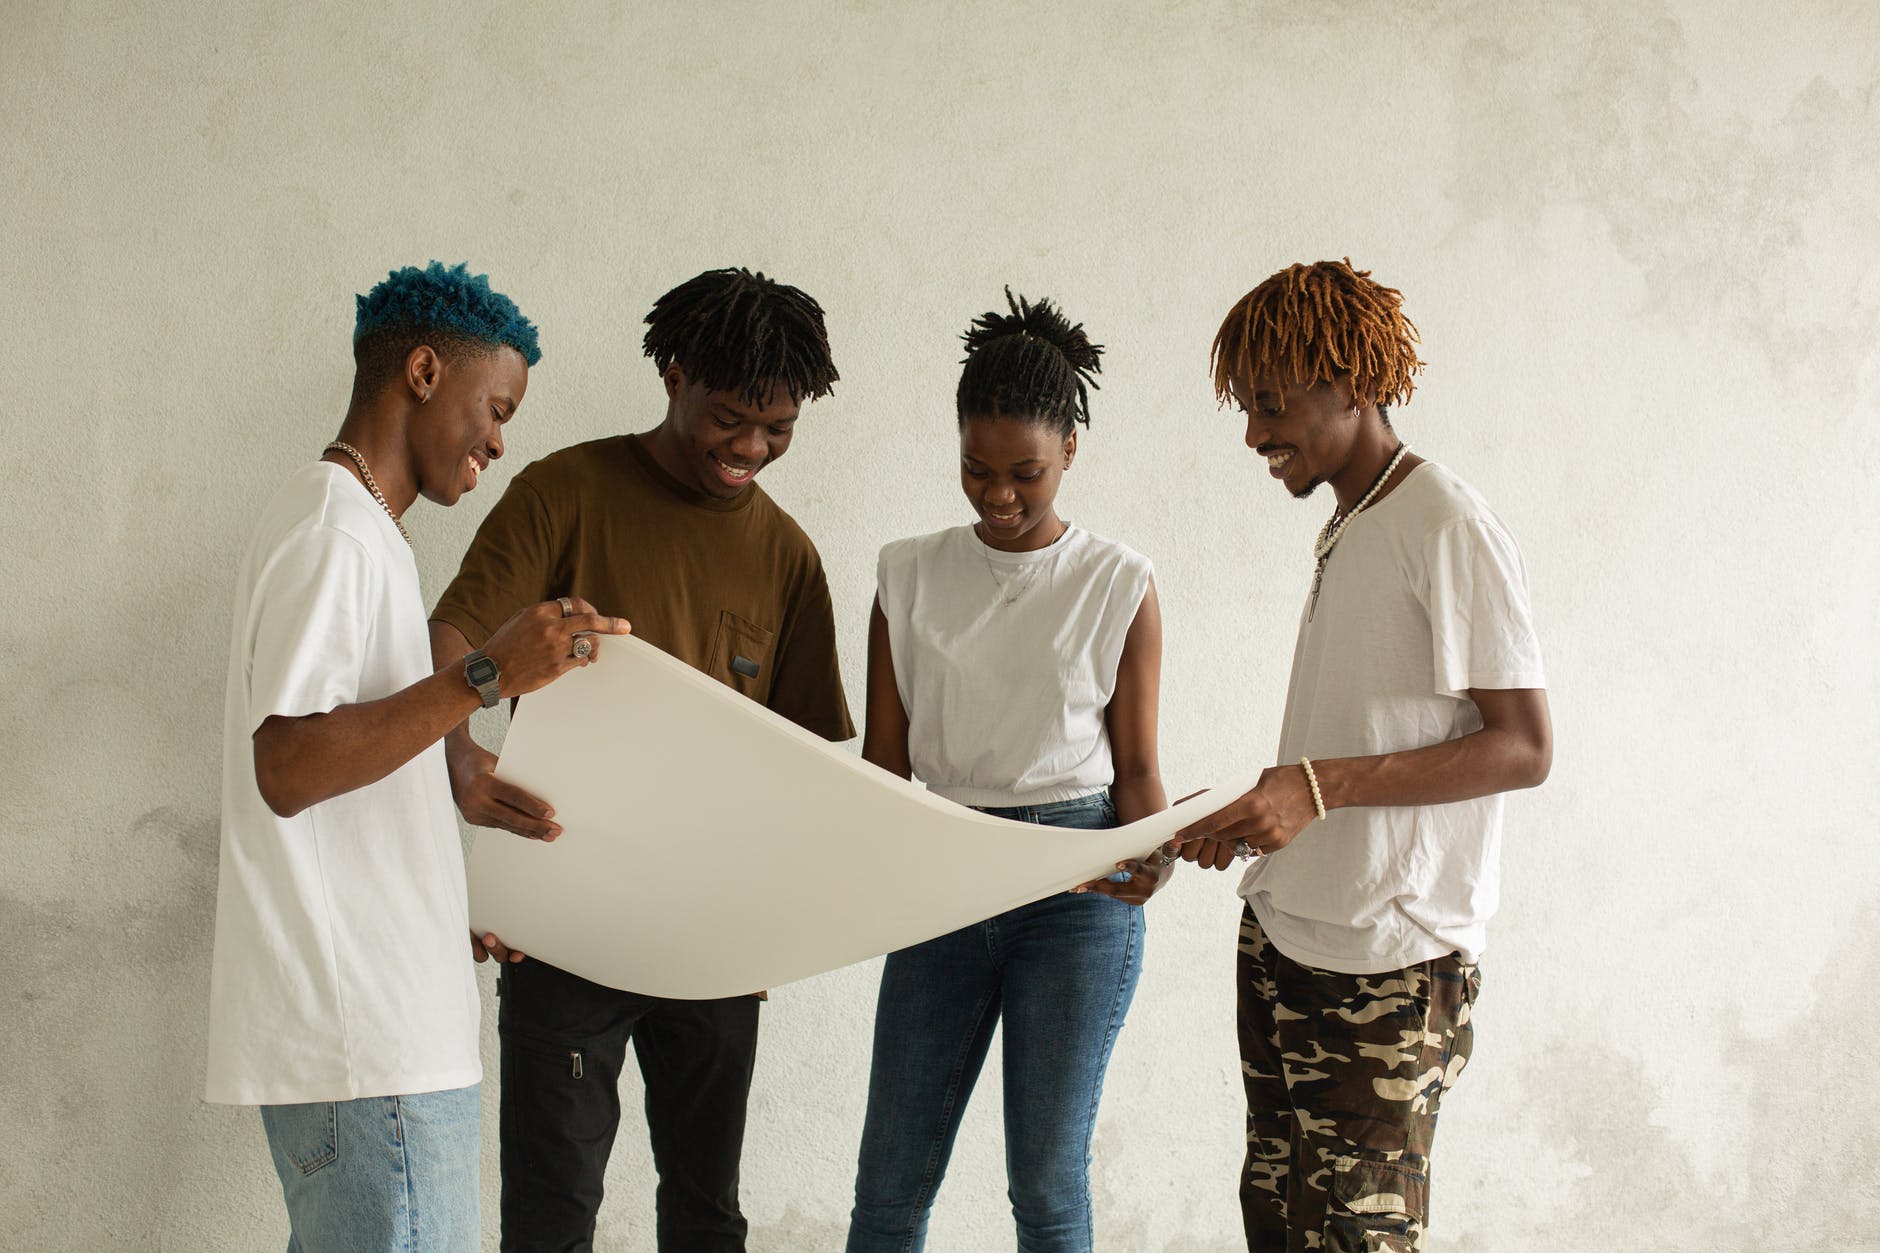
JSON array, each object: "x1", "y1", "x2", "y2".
[
  {"x1": 1235, "y1": 839, "x2": 1259, "y2": 861},
  {"x1": 572, "y1": 636, "x2": 593, "y2": 659},
  {"x1": 557, "y1": 596, "x2": 574, "y2": 617},
  {"x1": 1154, "y1": 849, "x2": 1176, "y2": 867}
]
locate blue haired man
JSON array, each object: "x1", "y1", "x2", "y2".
[{"x1": 206, "y1": 262, "x2": 629, "y2": 1252}]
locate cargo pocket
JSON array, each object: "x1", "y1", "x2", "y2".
[
  {"x1": 1443, "y1": 962, "x2": 1481, "y2": 1094},
  {"x1": 499, "y1": 1030, "x2": 617, "y2": 1157},
  {"x1": 1326, "y1": 1153, "x2": 1428, "y2": 1252},
  {"x1": 708, "y1": 610, "x2": 776, "y2": 703},
  {"x1": 260, "y1": 1101, "x2": 339, "y2": 1177}
]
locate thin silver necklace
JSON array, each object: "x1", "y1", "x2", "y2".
[
  {"x1": 979, "y1": 520, "x2": 1067, "y2": 606},
  {"x1": 1308, "y1": 444, "x2": 1408, "y2": 619},
  {"x1": 324, "y1": 441, "x2": 411, "y2": 545}
]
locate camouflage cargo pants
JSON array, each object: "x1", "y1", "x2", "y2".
[{"x1": 1237, "y1": 906, "x2": 1480, "y2": 1252}]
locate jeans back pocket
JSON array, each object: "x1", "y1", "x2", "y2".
[{"x1": 260, "y1": 1101, "x2": 339, "y2": 1177}]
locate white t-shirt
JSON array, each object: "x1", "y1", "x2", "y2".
[
  {"x1": 205, "y1": 462, "x2": 480, "y2": 1106},
  {"x1": 876, "y1": 524, "x2": 1153, "y2": 807},
  {"x1": 1238, "y1": 461, "x2": 1546, "y2": 975}
]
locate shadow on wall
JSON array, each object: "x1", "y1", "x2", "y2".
[
  {"x1": 1066, "y1": 890, "x2": 1880, "y2": 1253},
  {"x1": 1441, "y1": 0, "x2": 1880, "y2": 399},
  {"x1": 0, "y1": 801, "x2": 236, "y2": 1249},
  {"x1": 1456, "y1": 898, "x2": 1880, "y2": 1253},
  {"x1": 749, "y1": 1205, "x2": 851, "y2": 1251}
]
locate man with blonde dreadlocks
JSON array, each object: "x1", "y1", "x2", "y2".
[
  {"x1": 1173, "y1": 259, "x2": 1552, "y2": 1252},
  {"x1": 429, "y1": 267, "x2": 853, "y2": 1252}
]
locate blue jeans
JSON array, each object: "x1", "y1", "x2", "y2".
[
  {"x1": 847, "y1": 792, "x2": 1145, "y2": 1253},
  {"x1": 261, "y1": 1084, "x2": 480, "y2": 1253}
]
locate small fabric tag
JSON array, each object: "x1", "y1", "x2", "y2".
[{"x1": 731, "y1": 655, "x2": 761, "y2": 679}]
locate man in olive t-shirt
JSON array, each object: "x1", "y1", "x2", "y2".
[{"x1": 429, "y1": 268, "x2": 852, "y2": 1253}]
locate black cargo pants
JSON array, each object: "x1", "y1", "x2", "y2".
[{"x1": 497, "y1": 957, "x2": 760, "y2": 1253}]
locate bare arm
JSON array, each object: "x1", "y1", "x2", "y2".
[
  {"x1": 428, "y1": 619, "x2": 536, "y2": 969},
  {"x1": 1176, "y1": 687, "x2": 1552, "y2": 866},
  {"x1": 1104, "y1": 577, "x2": 1168, "y2": 825},
  {"x1": 254, "y1": 600, "x2": 626, "y2": 819},
  {"x1": 1079, "y1": 579, "x2": 1173, "y2": 904},
  {"x1": 1314, "y1": 686, "x2": 1552, "y2": 810},
  {"x1": 253, "y1": 668, "x2": 483, "y2": 819},
  {"x1": 430, "y1": 618, "x2": 565, "y2": 841},
  {"x1": 861, "y1": 597, "x2": 913, "y2": 780}
]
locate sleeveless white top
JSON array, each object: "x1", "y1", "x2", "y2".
[{"x1": 876, "y1": 523, "x2": 1154, "y2": 807}]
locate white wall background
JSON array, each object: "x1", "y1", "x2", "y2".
[{"x1": 4, "y1": 2, "x2": 1877, "y2": 1249}]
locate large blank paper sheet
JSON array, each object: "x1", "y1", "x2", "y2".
[{"x1": 468, "y1": 634, "x2": 1255, "y2": 999}]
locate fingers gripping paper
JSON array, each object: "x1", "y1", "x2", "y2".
[{"x1": 469, "y1": 635, "x2": 1255, "y2": 999}]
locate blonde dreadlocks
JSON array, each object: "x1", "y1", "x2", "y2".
[{"x1": 1211, "y1": 259, "x2": 1423, "y2": 411}]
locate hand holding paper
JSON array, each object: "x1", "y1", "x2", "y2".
[{"x1": 469, "y1": 635, "x2": 1255, "y2": 999}]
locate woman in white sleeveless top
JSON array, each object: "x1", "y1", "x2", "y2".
[{"x1": 846, "y1": 291, "x2": 1170, "y2": 1253}]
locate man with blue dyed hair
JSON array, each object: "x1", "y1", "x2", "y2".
[{"x1": 207, "y1": 262, "x2": 630, "y2": 1252}]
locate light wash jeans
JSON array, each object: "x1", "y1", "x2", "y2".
[
  {"x1": 847, "y1": 791, "x2": 1145, "y2": 1253},
  {"x1": 260, "y1": 1083, "x2": 480, "y2": 1253}
]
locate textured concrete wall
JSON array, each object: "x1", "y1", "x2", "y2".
[{"x1": 4, "y1": 2, "x2": 1876, "y2": 1249}]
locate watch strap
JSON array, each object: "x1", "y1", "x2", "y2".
[{"x1": 463, "y1": 649, "x2": 501, "y2": 709}]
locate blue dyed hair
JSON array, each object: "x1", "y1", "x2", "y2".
[{"x1": 352, "y1": 261, "x2": 541, "y2": 382}]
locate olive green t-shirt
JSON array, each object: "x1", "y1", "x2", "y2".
[{"x1": 432, "y1": 434, "x2": 853, "y2": 741}]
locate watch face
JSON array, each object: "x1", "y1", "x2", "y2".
[{"x1": 467, "y1": 655, "x2": 498, "y2": 686}]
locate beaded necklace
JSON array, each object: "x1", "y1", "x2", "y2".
[{"x1": 1308, "y1": 443, "x2": 1408, "y2": 619}]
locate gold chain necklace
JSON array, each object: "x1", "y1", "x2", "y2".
[{"x1": 323, "y1": 441, "x2": 411, "y2": 545}]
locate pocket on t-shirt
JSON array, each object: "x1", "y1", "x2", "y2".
[{"x1": 708, "y1": 610, "x2": 776, "y2": 703}]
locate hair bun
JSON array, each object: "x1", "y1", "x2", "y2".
[
  {"x1": 956, "y1": 288, "x2": 1103, "y2": 432},
  {"x1": 961, "y1": 287, "x2": 1104, "y2": 377}
]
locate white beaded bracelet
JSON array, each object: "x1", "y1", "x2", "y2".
[{"x1": 1299, "y1": 756, "x2": 1327, "y2": 822}]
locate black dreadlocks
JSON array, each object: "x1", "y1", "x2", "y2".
[
  {"x1": 957, "y1": 289, "x2": 1102, "y2": 437},
  {"x1": 641, "y1": 268, "x2": 839, "y2": 408}
]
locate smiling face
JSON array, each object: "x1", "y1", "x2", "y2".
[
  {"x1": 648, "y1": 366, "x2": 800, "y2": 500},
  {"x1": 959, "y1": 415, "x2": 1075, "y2": 552},
  {"x1": 411, "y1": 345, "x2": 527, "y2": 507},
  {"x1": 1228, "y1": 375, "x2": 1365, "y2": 501}
]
